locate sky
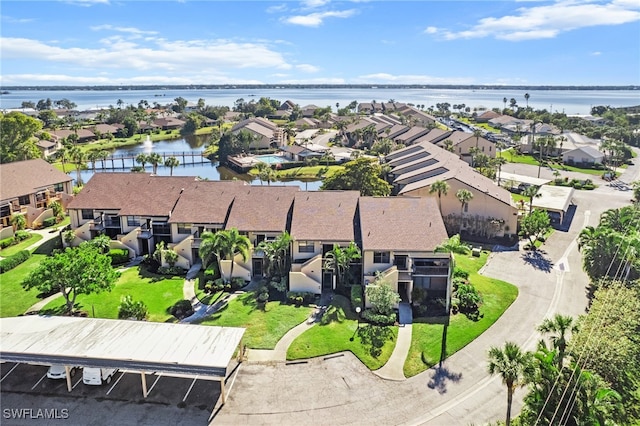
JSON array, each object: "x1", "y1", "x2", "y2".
[{"x1": 1, "y1": 0, "x2": 639, "y2": 87}]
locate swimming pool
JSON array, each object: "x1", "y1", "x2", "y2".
[{"x1": 255, "y1": 154, "x2": 290, "y2": 164}]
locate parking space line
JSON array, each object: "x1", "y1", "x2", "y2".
[
  {"x1": 182, "y1": 375, "x2": 199, "y2": 402},
  {"x1": 72, "y1": 377, "x2": 83, "y2": 389},
  {"x1": 31, "y1": 373, "x2": 47, "y2": 390},
  {"x1": 105, "y1": 371, "x2": 125, "y2": 395},
  {"x1": 0, "y1": 363, "x2": 19, "y2": 383},
  {"x1": 146, "y1": 373, "x2": 162, "y2": 396}
]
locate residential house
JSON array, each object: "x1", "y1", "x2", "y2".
[
  {"x1": 475, "y1": 110, "x2": 501, "y2": 123},
  {"x1": 153, "y1": 117, "x2": 186, "y2": 131},
  {"x1": 50, "y1": 128, "x2": 95, "y2": 144},
  {"x1": 36, "y1": 139, "x2": 59, "y2": 158},
  {"x1": 289, "y1": 191, "x2": 360, "y2": 294},
  {"x1": 429, "y1": 130, "x2": 496, "y2": 165},
  {"x1": 231, "y1": 117, "x2": 285, "y2": 149},
  {"x1": 0, "y1": 159, "x2": 73, "y2": 230},
  {"x1": 393, "y1": 126, "x2": 431, "y2": 146},
  {"x1": 385, "y1": 142, "x2": 517, "y2": 238},
  {"x1": 359, "y1": 196, "x2": 451, "y2": 310},
  {"x1": 562, "y1": 146, "x2": 605, "y2": 166},
  {"x1": 280, "y1": 144, "x2": 327, "y2": 162}
]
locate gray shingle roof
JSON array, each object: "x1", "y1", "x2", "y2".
[{"x1": 0, "y1": 159, "x2": 72, "y2": 201}]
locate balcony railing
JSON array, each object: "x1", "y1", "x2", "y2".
[{"x1": 413, "y1": 266, "x2": 450, "y2": 276}]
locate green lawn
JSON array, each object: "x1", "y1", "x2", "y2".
[
  {"x1": 199, "y1": 291, "x2": 312, "y2": 349},
  {"x1": 403, "y1": 252, "x2": 518, "y2": 377},
  {"x1": 503, "y1": 149, "x2": 606, "y2": 176},
  {"x1": 0, "y1": 233, "x2": 43, "y2": 257},
  {"x1": 0, "y1": 236, "x2": 63, "y2": 318},
  {"x1": 250, "y1": 165, "x2": 343, "y2": 180},
  {"x1": 40, "y1": 267, "x2": 184, "y2": 322},
  {"x1": 287, "y1": 295, "x2": 398, "y2": 370}
]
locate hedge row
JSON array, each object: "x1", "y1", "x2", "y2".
[{"x1": 0, "y1": 250, "x2": 31, "y2": 273}]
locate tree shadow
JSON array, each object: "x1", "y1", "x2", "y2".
[
  {"x1": 32, "y1": 235, "x2": 62, "y2": 255},
  {"x1": 521, "y1": 250, "x2": 554, "y2": 272},
  {"x1": 356, "y1": 325, "x2": 394, "y2": 359},
  {"x1": 427, "y1": 364, "x2": 463, "y2": 394}
]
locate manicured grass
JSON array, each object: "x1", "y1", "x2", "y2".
[
  {"x1": 403, "y1": 252, "x2": 518, "y2": 377},
  {"x1": 249, "y1": 165, "x2": 343, "y2": 180},
  {"x1": 199, "y1": 291, "x2": 313, "y2": 349},
  {"x1": 40, "y1": 267, "x2": 184, "y2": 322},
  {"x1": 503, "y1": 149, "x2": 606, "y2": 176},
  {"x1": 0, "y1": 236, "x2": 63, "y2": 318},
  {"x1": 0, "y1": 233, "x2": 43, "y2": 257},
  {"x1": 288, "y1": 295, "x2": 398, "y2": 370}
]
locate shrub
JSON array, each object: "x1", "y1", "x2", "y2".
[
  {"x1": 14, "y1": 230, "x2": 29, "y2": 241},
  {"x1": 0, "y1": 237, "x2": 14, "y2": 249},
  {"x1": 203, "y1": 265, "x2": 218, "y2": 280},
  {"x1": 118, "y1": 295, "x2": 148, "y2": 320},
  {"x1": 157, "y1": 266, "x2": 186, "y2": 276},
  {"x1": 286, "y1": 291, "x2": 316, "y2": 305},
  {"x1": 361, "y1": 309, "x2": 396, "y2": 325},
  {"x1": 350, "y1": 285, "x2": 363, "y2": 310},
  {"x1": 170, "y1": 300, "x2": 194, "y2": 319},
  {"x1": 230, "y1": 277, "x2": 246, "y2": 290},
  {"x1": 452, "y1": 267, "x2": 469, "y2": 280},
  {"x1": 42, "y1": 217, "x2": 58, "y2": 228},
  {"x1": 0, "y1": 250, "x2": 31, "y2": 273},
  {"x1": 107, "y1": 249, "x2": 130, "y2": 265},
  {"x1": 163, "y1": 249, "x2": 178, "y2": 267}
]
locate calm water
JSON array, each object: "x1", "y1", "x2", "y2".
[
  {"x1": 73, "y1": 135, "x2": 322, "y2": 190},
  {"x1": 2, "y1": 87, "x2": 639, "y2": 115}
]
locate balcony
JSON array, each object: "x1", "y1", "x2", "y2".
[{"x1": 413, "y1": 266, "x2": 450, "y2": 276}]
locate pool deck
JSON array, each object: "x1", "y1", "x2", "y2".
[{"x1": 227, "y1": 153, "x2": 290, "y2": 171}]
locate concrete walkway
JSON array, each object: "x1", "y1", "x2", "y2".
[{"x1": 373, "y1": 323, "x2": 412, "y2": 381}]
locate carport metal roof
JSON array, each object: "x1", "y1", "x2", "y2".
[
  {"x1": 532, "y1": 185, "x2": 575, "y2": 215},
  {"x1": 0, "y1": 316, "x2": 244, "y2": 378},
  {"x1": 499, "y1": 172, "x2": 550, "y2": 187}
]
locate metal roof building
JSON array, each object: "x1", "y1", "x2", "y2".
[{"x1": 0, "y1": 316, "x2": 244, "y2": 403}]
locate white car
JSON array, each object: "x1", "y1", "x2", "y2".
[{"x1": 47, "y1": 364, "x2": 78, "y2": 380}]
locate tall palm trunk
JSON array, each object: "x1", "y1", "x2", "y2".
[{"x1": 506, "y1": 385, "x2": 513, "y2": 426}]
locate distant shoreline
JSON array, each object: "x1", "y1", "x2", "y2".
[{"x1": 1, "y1": 84, "x2": 638, "y2": 92}]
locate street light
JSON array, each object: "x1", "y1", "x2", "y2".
[{"x1": 350, "y1": 307, "x2": 362, "y2": 341}]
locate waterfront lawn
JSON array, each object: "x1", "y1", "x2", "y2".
[
  {"x1": 287, "y1": 295, "x2": 398, "y2": 370},
  {"x1": 199, "y1": 291, "x2": 313, "y2": 350},
  {"x1": 0, "y1": 233, "x2": 43, "y2": 257},
  {"x1": 40, "y1": 267, "x2": 184, "y2": 322},
  {"x1": 403, "y1": 252, "x2": 518, "y2": 378},
  {"x1": 274, "y1": 165, "x2": 343, "y2": 180}
]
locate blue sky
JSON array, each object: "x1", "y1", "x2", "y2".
[{"x1": 1, "y1": 0, "x2": 639, "y2": 86}]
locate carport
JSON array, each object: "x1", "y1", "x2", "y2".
[
  {"x1": 532, "y1": 185, "x2": 575, "y2": 223},
  {"x1": 0, "y1": 316, "x2": 244, "y2": 404},
  {"x1": 499, "y1": 171, "x2": 550, "y2": 187}
]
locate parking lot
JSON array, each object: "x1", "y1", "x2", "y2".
[{"x1": 1, "y1": 362, "x2": 231, "y2": 425}]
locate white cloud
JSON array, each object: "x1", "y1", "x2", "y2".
[
  {"x1": 1, "y1": 15, "x2": 35, "y2": 24},
  {"x1": 63, "y1": 0, "x2": 110, "y2": 7},
  {"x1": 266, "y1": 4, "x2": 288, "y2": 13},
  {"x1": 283, "y1": 9, "x2": 356, "y2": 27},
  {"x1": 353, "y1": 73, "x2": 474, "y2": 85},
  {"x1": 90, "y1": 24, "x2": 158, "y2": 36},
  {"x1": 591, "y1": 51, "x2": 602, "y2": 55},
  {"x1": 296, "y1": 64, "x2": 320, "y2": 73},
  {"x1": 0, "y1": 36, "x2": 293, "y2": 75},
  {"x1": 302, "y1": 0, "x2": 331, "y2": 8},
  {"x1": 0, "y1": 73, "x2": 267, "y2": 86},
  {"x1": 431, "y1": 0, "x2": 640, "y2": 41},
  {"x1": 277, "y1": 77, "x2": 346, "y2": 84}
]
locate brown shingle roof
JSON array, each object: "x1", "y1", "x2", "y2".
[
  {"x1": 224, "y1": 186, "x2": 298, "y2": 233},
  {"x1": 168, "y1": 180, "x2": 245, "y2": 224},
  {"x1": 67, "y1": 173, "x2": 197, "y2": 217},
  {"x1": 0, "y1": 159, "x2": 72, "y2": 201},
  {"x1": 290, "y1": 191, "x2": 360, "y2": 242},
  {"x1": 359, "y1": 196, "x2": 447, "y2": 252}
]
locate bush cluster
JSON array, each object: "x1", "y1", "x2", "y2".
[
  {"x1": 170, "y1": 300, "x2": 193, "y2": 319},
  {"x1": 361, "y1": 309, "x2": 396, "y2": 325},
  {"x1": 1, "y1": 231, "x2": 31, "y2": 249},
  {"x1": 42, "y1": 217, "x2": 58, "y2": 228},
  {"x1": 157, "y1": 266, "x2": 186, "y2": 276},
  {"x1": 286, "y1": 291, "x2": 316, "y2": 306},
  {"x1": 0, "y1": 250, "x2": 31, "y2": 273},
  {"x1": 350, "y1": 285, "x2": 363, "y2": 310},
  {"x1": 107, "y1": 249, "x2": 130, "y2": 265}
]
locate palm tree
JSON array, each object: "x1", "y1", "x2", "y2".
[
  {"x1": 524, "y1": 93, "x2": 530, "y2": 110},
  {"x1": 521, "y1": 185, "x2": 540, "y2": 215},
  {"x1": 148, "y1": 153, "x2": 162, "y2": 174},
  {"x1": 257, "y1": 231, "x2": 292, "y2": 277},
  {"x1": 57, "y1": 147, "x2": 68, "y2": 173},
  {"x1": 503, "y1": 97, "x2": 507, "y2": 111},
  {"x1": 259, "y1": 167, "x2": 277, "y2": 186},
  {"x1": 164, "y1": 156, "x2": 180, "y2": 176},
  {"x1": 537, "y1": 314, "x2": 578, "y2": 370},
  {"x1": 87, "y1": 151, "x2": 99, "y2": 172},
  {"x1": 99, "y1": 150, "x2": 110, "y2": 169},
  {"x1": 135, "y1": 153, "x2": 149, "y2": 171},
  {"x1": 324, "y1": 242, "x2": 361, "y2": 289},
  {"x1": 487, "y1": 341, "x2": 533, "y2": 426},
  {"x1": 68, "y1": 146, "x2": 85, "y2": 186},
  {"x1": 456, "y1": 189, "x2": 473, "y2": 234},
  {"x1": 429, "y1": 180, "x2": 450, "y2": 213},
  {"x1": 254, "y1": 162, "x2": 269, "y2": 185},
  {"x1": 494, "y1": 156, "x2": 507, "y2": 185},
  {"x1": 10, "y1": 213, "x2": 26, "y2": 231},
  {"x1": 199, "y1": 228, "x2": 252, "y2": 282}
]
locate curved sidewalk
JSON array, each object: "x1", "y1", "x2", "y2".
[{"x1": 373, "y1": 324, "x2": 412, "y2": 381}]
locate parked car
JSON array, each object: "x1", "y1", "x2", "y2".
[
  {"x1": 47, "y1": 364, "x2": 79, "y2": 380},
  {"x1": 82, "y1": 367, "x2": 118, "y2": 385}
]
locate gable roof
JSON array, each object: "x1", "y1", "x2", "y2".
[
  {"x1": 224, "y1": 186, "x2": 298, "y2": 232},
  {"x1": 168, "y1": 180, "x2": 245, "y2": 224},
  {"x1": 359, "y1": 196, "x2": 447, "y2": 252},
  {"x1": 564, "y1": 145, "x2": 604, "y2": 158},
  {"x1": 0, "y1": 159, "x2": 73, "y2": 201},
  {"x1": 290, "y1": 191, "x2": 360, "y2": 242},
  {"x1": 67, "y1": 173, "x2": 196, "y2": 217}
]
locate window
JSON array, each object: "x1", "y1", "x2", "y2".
[
  {"x1": 53, "y1": 183, "x2": 64, "y2": 192},
  {"x1": 127, "y1": 216, "x2": 141, "y2": 227},
  {"x1": 81, "y1": 209, "x2": 94, "y2": 220},
  {"x1": 177, "y1": 223, "x2": 192, "y2": 234},
  {"x1": 18, "y1": 195, "x2": 30, "y2": 206},
  {"x1": 373, "y1": 251, "x2": 390, "y2": 264},
  {"x1": 464, "y1": 203, "x2": 469, "y2": 213},
  {"x1": 298, "y1": 241, "x2": 314, "y2": 253}
]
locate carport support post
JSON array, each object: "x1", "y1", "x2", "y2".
[
  {"x1": 140, "y1": 372, "x2": 148, "y2": 398},
  {"x1": 220, "y1": 377, "x2": 226, "y2": 404},
  {"x1": 65, "y1": 366, "x2": 72, "y2": 392}
]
